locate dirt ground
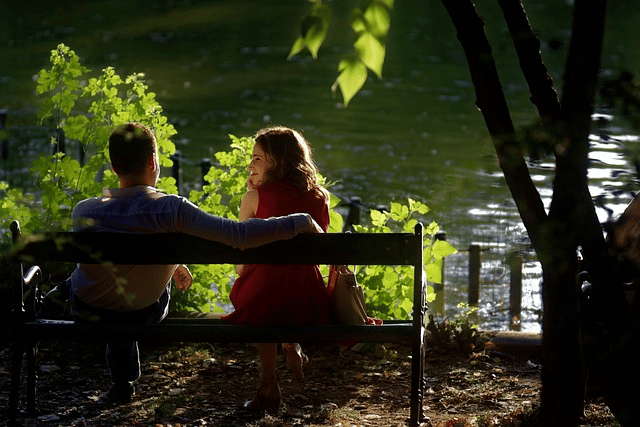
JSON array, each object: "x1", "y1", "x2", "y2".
[{"x1": 0, "y1": 335, "x2": 618, "y2": 427}]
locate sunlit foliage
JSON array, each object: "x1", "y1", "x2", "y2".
[
  {"x1": 289, "y1": 0, "x2": 394, "y2": 106},
  {"x1": 1, "y1": 44, "x2": 456, "y2": 319}
]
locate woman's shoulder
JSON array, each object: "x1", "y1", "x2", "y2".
[
  {"x1": 239, "y1": 189, "x2": 260, "y2": 221},
  {"x1": 242, "y1": 189, "x2": 260, "y2": 205}
]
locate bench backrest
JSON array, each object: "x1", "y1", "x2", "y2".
[
  {"x1": 9, "y1": 222, "x2": 425, "y2": 324},
  {"x1": 11, "y1": 224, "x2": 424, "y2": 268}
]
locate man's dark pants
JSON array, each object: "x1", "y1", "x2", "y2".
[{"x1": 68, "y1": 280, "x2": 170, "y2": 384}]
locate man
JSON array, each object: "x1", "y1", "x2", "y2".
[{"x1": 66, "y1": 123, "x2": 322, "y2": 403}]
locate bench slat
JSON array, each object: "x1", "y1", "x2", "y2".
[{"x1": 18, "y1": 320, "x2": 414, "y2": 344}]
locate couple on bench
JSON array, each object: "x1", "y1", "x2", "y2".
[{"x1": 51, "y1": 123, "x2": 331, "y2": 414}]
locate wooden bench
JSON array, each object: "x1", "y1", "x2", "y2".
[{"x1": 7, "y1": 220, "x2": 427, "y2": 425}]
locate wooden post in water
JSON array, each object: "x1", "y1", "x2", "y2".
[
  {"x1": 343, "y1": 196, "x2": 361, "y2": 232},
  {"x1": 509, "y1": 251, "x2": 523, "y2": 329},
  {"x1": 200, "y1": 158, "x2": 213, "y2": 186},
  {"x1": 432, "y1": 230, "x2": 447, "y2": 317},
  {"x1": 468, "y1": 243, "x2": 481, "y2": 307},
  {"x1": 171, "y1": 151, "x2": 181, "y2": 194},
  {"x1": 78, "y1": 143, "x2": 86, "y2": 166},
  {"x1": 52, "y1": 127, "x2": 65, "y2": 156}
]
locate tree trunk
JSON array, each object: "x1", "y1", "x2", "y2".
[
  {"x1": 539, "y1": 0, "x2": 611, "y2": 421},
  {"x1": 439, "y1": 0, "x2": 640, "y2": 422},
  {"x1": 439, "y1": 0, "x2": 607, "y2": 424},
  {"x1": 555, "y1": 1, "x2": 640, "y2": 425}
]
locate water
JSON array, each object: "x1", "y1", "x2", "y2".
[{"x1": 2, "y1": 0, "x2": 640, "y2": 332}]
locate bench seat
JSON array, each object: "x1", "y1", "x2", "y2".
[{"x1": 19, "y1": 318, "x2": 415, "y2": 343}]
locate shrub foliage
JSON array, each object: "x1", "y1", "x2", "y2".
[{"x1": 1, "y1": 44, "x2": 456, "y2": 319}]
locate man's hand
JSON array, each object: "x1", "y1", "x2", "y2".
[
  {"x1": 173, "y1": 264, "x2": 193, "y2": 291},
  {"x1": 308, "y1": 217, "x2": 324, "y2": 234}
]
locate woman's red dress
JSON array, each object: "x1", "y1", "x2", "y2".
[{"x1": 222, "y1": 181, "x2": 331, "y2": 326}]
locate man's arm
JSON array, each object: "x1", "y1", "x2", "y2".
[{"x1": 176, "y1": 199, "x2": 322, "y2": 250}]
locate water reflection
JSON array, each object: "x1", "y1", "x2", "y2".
[{"x1": 429, "y1": 115, "x2": 639, "y2": 333}]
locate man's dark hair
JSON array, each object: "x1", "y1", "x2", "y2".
[{"x1": 108, "y1": 123, "x2": 157, "y2": 176}]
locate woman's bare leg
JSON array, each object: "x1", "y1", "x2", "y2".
[
  {"x1": 282, "y1": 342, "x2": 309, "y2": 381},
  {"x1": 256, "y1": 343, "x2": 278, "y2": 385},
  {"x1": 245, "y1": 343, "x2": 281, "y2": 414}
]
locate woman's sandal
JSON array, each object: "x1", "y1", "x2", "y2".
[
  {"x1": 282, "y1": 343, "x2": 309, "y2": 382},
  {"x1": 244, "y1": 382, "x2": 281, "y2": 414}
]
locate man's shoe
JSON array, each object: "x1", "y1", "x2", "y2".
[{"x1": 109, "y1": 381, "x2": 135, "y2": 403}]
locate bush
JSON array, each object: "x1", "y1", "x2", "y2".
[{"x1": 1, "y1": 44, "x2": 457, "y2": 319}]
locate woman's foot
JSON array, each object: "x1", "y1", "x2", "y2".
[
  {"x1": 244, "y1": 382, "x2": 281, "y2": 414},
  {"x1": 282, "y1": 343, "x2": 309, "y2": 382}
]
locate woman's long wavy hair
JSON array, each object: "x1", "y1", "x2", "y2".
[{"x1": 254, "y1": 126, "x2": 328, "y2": 200}]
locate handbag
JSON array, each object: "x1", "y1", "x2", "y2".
[{"x1": 327, "y1": 264, "x2": 381, "y2": 326}]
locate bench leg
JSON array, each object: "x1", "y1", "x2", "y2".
[
  {"x1": 26, "y1": 341, "x2": 38, "y2": 414},
  {"x1": 9, "y1": 341, "x2": 25, "y2": 421},
  {"x1": 409, "y1": 335, "x2": 426, "y2": 426}
]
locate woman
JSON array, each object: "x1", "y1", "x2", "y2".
[{"x1": 222, "y1": 126, "x2": 331, "y2": 413}]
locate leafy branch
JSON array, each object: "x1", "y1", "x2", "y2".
[
  {"x1": 289, "y1": 0, "x2": 394, "y2": 106},
  {"x1": 352, "y1": 199, "x2": 457, "y2": 319}
]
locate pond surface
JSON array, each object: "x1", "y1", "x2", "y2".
[{"x1": 2, "y1": 0, "x2": 640, "y2": 332}]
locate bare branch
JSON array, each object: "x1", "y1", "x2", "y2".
[
  {"x1": 440, "y1": 0, "x2": 548, "y2": 249},
  {"x1": 498, "y1": 0, "x2": 562, "y2": 126}
]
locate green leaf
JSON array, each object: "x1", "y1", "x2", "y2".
[
  {"x1": 354, "y1": 32, "x2": 385, "y2": 78},
  {"x1": 425, "y1": 263, "x2": 442, "y2": 284},
  {"x1": 328, "y1": 192, "x2": 342, "y2": 209},
  {"x1": 398, "y1": 296, "x2": 412, "y2": 315},
  {"x1": 433, "y1": 239, "x2": 458, "y2": 258},
  {"x1": 403, "y1": 218, "x2": 418, "y2": 233},
  {"x1": 390, "y1": 202, "x2": 409, "y2": 221},
  {"x1": 363, "y1": 2, "x2": 391, "y2": 39},
  {"x1": 157, "y1": 177, "x2": 178, "y2": 195},
  {"x1": 301, "y1": 16, "x2": 326, "y2": 59},
  {"x1": 350, "y1": 9, "x2": 367, "y2": 34},
  {"x1": 332, "y1": 56, "x2": 368, "y2": 107},
  {"x1": 36, "y1": 69, "x2": 56, "y2": 94},
  {"x1": 288, "y1": 36, "x2": 307, "y2": 59},
  {"x1": 425, "y1": 221, "x2": 440, "y2": 236},
  {"x1": 288, "y1": 3, "x2": 331, "y2": 60},
  {"x1": 64, "y1": 115, "x2": 90, "y2": 141},
  {"x1": 370, "y1": 209, "x2": 387, "y2": 228},
  {"x1": 376, "y1": 0, "x2": 395, "y2": 8},
  {"x1": 409, "y1": 198, "x2": 430, "y2": 215},
  {"x1": 329, "y1": 209, "x2": 344, "y2": 233}
]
